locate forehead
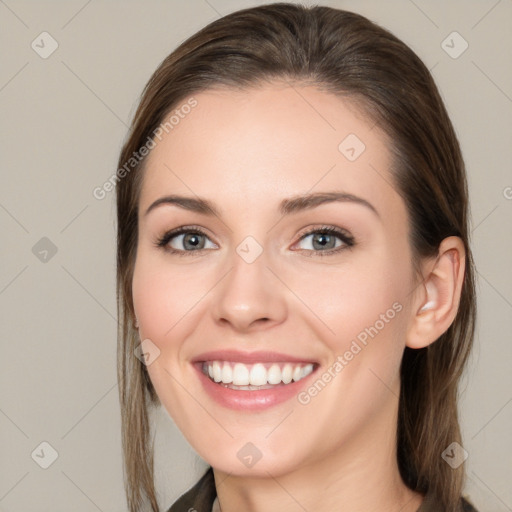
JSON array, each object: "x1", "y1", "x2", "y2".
[{"x1": 138, "y1": 82, "x2": 403, "y2": 220}]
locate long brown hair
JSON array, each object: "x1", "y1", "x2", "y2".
[{"x1": 116, "y1": 3, "x2": 476, "y2": 511}]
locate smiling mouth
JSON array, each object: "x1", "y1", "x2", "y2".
[{"x1": 201, "y1": 360, "x2": 317, "y2": 390}]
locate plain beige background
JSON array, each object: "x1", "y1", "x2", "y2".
[{"x1": 1, "y1": 0, "x2": 511, "y2": 511}]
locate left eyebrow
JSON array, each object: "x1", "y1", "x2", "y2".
[
  {"x1": 144, "y1": 191, "x2": 380, "y2": 219},
  {"x1": 279, "y1": 191, "x2": 380, "y2": 219}
]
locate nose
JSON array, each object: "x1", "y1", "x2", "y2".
[{"x1": 210, "y1": 246, "x2": 287, "y2": 333}]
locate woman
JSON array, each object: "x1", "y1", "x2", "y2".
[{"x1": 116, "y1": 3, "x2": 478, "y2": 511}]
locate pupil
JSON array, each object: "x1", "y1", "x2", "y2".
[
  {"x1": 314, "y1": 233, "x2": 332, "y2": 250},
  {"x1": 185, "y1": 234, "x2": 202, "y2": 249}
]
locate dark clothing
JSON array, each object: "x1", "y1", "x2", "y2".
[{"x1": 167, "y1": 466, "x2": 479, "y2": 511}]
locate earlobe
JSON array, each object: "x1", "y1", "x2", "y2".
[{"x1": 406, "y1": 236, "x2": 466, "y2": 350}]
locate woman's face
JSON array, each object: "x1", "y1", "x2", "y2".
[{"x1": 132, "y1": 82, "x2": 420, "y2": 476}]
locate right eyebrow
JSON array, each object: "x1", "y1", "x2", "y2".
[{"x1": 144, "y1": 195, "x2": 220, "y2": 217}]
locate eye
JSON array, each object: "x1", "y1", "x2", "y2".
[
  {"x1": 293, "y1": 226, "x2": 355, "y2": 256},
  {"x1": 155, "y1": 226, "x2": 217, "y2": 255}
]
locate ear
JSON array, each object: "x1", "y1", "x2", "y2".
[{"x1": 406, "y1": 236, "x2": 466, "y2": 349}]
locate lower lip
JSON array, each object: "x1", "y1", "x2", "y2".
[{"x1": 193, "y1": 363, "x2": 318, "y2": 411}]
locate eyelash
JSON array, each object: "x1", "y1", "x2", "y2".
[{"x1": 154, "y1": 224, "x2": 355, "y2": 258}]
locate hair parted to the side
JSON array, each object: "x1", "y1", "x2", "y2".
[{"x1": 116, "y1": 3, "x2": 476, "y2": 511}]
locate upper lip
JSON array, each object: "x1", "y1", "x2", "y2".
[{"x1": 191, "y1": 349, "x2": 318, "y2": 365}]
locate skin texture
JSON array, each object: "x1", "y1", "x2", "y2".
[{"x1": 132, "y1": 82, "x2": 465, "y2": 512}]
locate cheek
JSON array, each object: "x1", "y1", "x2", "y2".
[
  {"x1": 131, "y1": 253, "x2": 205, "y2": 418},
  {"x1": 284, "y1": 246, "x2": 410, "y2": 422},
  {"x1": 291, "y1": 257, "x2": 408, "y2": 430},
  {"x1": 285, "y1": 249, "x2": 407, "y2": 350},
  {"x1": 132, "y1": 252, "x2": 206, "y2": 343}
]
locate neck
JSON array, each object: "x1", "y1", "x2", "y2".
[{"x1": 212, "y1": 396, "x2": 424, "y2": 512}]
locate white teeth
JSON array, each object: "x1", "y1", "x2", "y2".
[
  {"x1": 203, "y1": 360, "x2": 315, "y2": 386},
  {"x1": 292, "y1": 365, "x2": 302, "y2": 382},
  {"x1": 304, "y1": 364, "x2": 314, "y2": 378},
  {"x1": 232, "y1": 363, "x2": 250, "y2": 385},
  {"x1": 267, "y1": 364, "x2": 282, "y2": 385},
  {"x1": 212, "y1": 361, "x2": 222, "y2": 382},
  {"x1": 221, "y1": 363, "x2": 233, "y2": 384},
  {"x1": 282, "y1": 364, "x2": 293, "y2": 384},
  {"x1": 249, "y1": 363, "x2": 267, "y2": 386}
]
